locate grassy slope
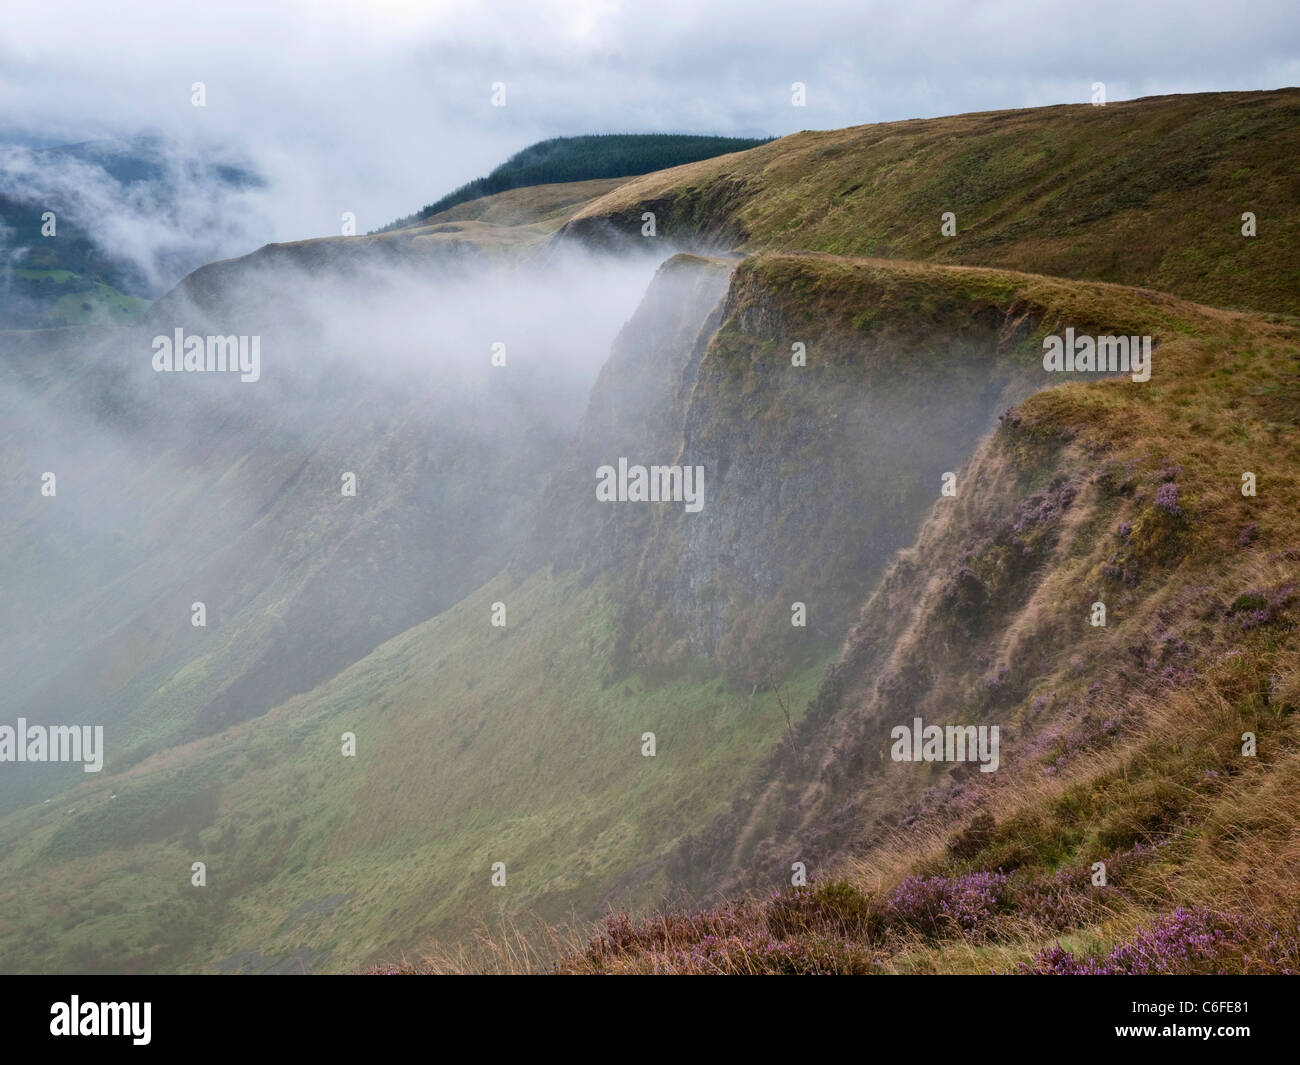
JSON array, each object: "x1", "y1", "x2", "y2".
[
  {"x1": 0, "y1": 568, "x2": 824, "y2": 972},
  {"x1": 2, "y1": 268, "x2": 148, "y2": 327},
  {"x1": 416, "y1": 177, "x2": 629, "y2": 228},
  {"x1": 564, "y1": 90, "x2": 1300, "y2": 317}
]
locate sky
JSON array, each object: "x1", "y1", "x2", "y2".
[{"x1": 1, "y1": 0, "x2": 1297, "y2": 248}]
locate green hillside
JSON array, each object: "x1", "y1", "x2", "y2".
[{"x1": 0, "y1": 565, "x2": 825, "y2": 972}]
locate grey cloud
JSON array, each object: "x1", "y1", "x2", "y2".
[{"x1": 1, "y1": 0, "x2": 1296, "y2": 256}]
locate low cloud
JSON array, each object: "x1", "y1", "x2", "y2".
[{"x1": 0, "y1": 137, "x2": 272, "y2": 296}]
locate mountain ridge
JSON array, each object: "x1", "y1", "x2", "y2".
[{"x1": 2, "y1": 88, "x2": 1297, "y2": 974}]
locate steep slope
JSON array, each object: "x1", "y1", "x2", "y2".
[
  {"x1": 543, "y1": 265, "x2": 1300, "y2": 975},
  {"x1": 674, "y1": 264, "x2": 1300, "y2": 881},
  {"x1": 533, "y1": 252, "x2": 1073, "y2": 686}
]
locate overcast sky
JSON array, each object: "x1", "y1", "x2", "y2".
[{"x1": 2, "y1": 0, "x2": 1297, "y2": 246}]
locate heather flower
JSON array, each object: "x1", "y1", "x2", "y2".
[
  {"x1": 984, "y1": 663, "x2": 1010, "y2": 688},
  {"x1": 1036, "y1": 701, "x2": 1128, "y2": 772},
  {"x1": 1230, "y1": 584, "x2": 1295, "y2": 630},
  {"x1": 886, "y1": 872, "x2": 1011, "y2": 939},
  {"x1": 1154, "y1": 482, "x2": 1182, "y2": 516},
  {"x1": 1022, "y1": 907, "x2": 1300, "y2": 975}
]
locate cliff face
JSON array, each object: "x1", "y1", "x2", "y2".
[
  {"x1": 650, "y1": 268, "x2": 1300, "y2": 911},
  {"x1": 520, "y1": 252, "x2": 736, "y2": 582},
  {"x1": 611, "y1": 255, "x2": 1054, "y2": 683},
  {"x1": 533, "y1": 252, "x2": 1072, "y2": 686}
]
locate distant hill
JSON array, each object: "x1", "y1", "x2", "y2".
[
  {"x1": 0, "y1": 136, "x2": 263, "y2": 328},
  {"x1": 373, "y1": 133, "x2": 772, "y2": 232}
]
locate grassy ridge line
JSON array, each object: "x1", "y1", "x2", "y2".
[
  {"x1": 561, "y1": 89, "x2": 1300, "y2": 316},
  {"x1": 411, "y1": 177, "x2": 630, "y2": 229},
  {"x1": 156, "y1": 179, "x2": 632, "y2": 288}
]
